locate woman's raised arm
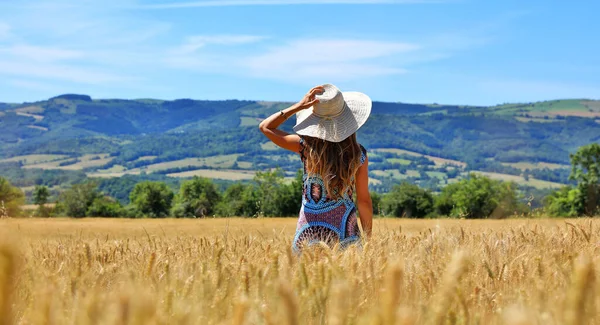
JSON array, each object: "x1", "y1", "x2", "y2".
[{"x1": 259, "y1": 86, "x2": 324, "y2": 153}]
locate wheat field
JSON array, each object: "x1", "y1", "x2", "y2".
[{"x1": 0, "y1": 217, "x2": 598, "y2": 325}]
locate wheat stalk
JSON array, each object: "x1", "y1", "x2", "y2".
[{"x1": 0, "y1": 244, "x2": 17, "y2": 325}]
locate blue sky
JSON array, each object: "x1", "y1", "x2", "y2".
[{"x1": 0, "y1": 0, "x2": 598, "y2": 105}]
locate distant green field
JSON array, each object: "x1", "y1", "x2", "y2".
[
  {"x1": 265, "y1": 154, "x2": 300, "y2": 162},
  {"x1": 15, "y1": 105, "x2": 45, "y2": 114},
  {"x1": 372, "y1": 170, "x2": 401, "y2": 180},
  {"x1": 261, "y1": 142, "x2": 280, "y2": 151},
  {"x1": 240, "y1": 116, "x2": 261, "y2": 127},
  {"x1": 388, "y1": 158, "x2": 411, "y2": 165},
  {"x1": 135, "y1": 156, "x2": 157, "y2": 162},
  {"x1": 236, "y1": 161, "x2": 253, "y2": 169},
  {"x1": 490, "y1": 99, "x2": 597, "y2": 118},
  {"x1": 368, "y1": 178, "x2": 382, "y2": 185},
  {"x1": 93, "y1": 165, "x2": 127, "y2": 174},
  {"x1": 371, "y1": 170, "x2": 410, "y2": 180},
  {"x1": 529, "y1": 99, "x2": 588, "y2": 112},
  {"x1": 0, "y1": 154, "x2": 68, "y2": 165},
  {"x1": 130, "y1": 154, "x2": 239, "y2": 173},
  {"x1": 501, "y1": 161, "x2": 569, "y2": 170},
  {"x1": 467, "y1": 171, "x2": 563, "y2": 189},
  {"x1": 418, "y1": 109, "x2": 448, "y2": 116},
  {"x1": 374, "y1": 148, "x2": 466, "y2": 167},
  {"x1": 23, "y1": 154, "x2": 114, "y2": 171},
  {"x1": 426, "y1": 171, "x2": 447, "y2": 179},
  {"x1": 167, "y1": 169, "x2": 255, "y2": 181},
  {"x1": 514, "y1": 116, "x2": 559, "y2": 123}
]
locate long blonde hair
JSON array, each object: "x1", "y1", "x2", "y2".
[{"x1": 302, "y1": 133, "x2": 363, "y2": 200}]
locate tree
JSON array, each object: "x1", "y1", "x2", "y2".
[
  {"x1": 215, "y1": 183, "x2": 260, "y2": 217},
  {"x1": 254, "y1": 169, "x2": 285, "y2": 217},
  {"x1": 0, "y1": 177, "x2": 25, "y2": 217},
  {"x1": 129, "y1": 181, "x2": 174, "y2": 218},
  {"x1": 544, "y1": 186, "x2": 584, "y2": 217},
  {"x1": 87, "y1": 196, "x2": 125, "y2": 218},
  {"x1": 56, "y1": 182, "x2": 102, "y2": 218},
  {"x1": 275, "y1": 170, "x2": 303, "y2": 217},
  {"x1": 436, "y1": 174, "x2": 524, "y2": 219},
  {"x1": 370, "y1": 192, "x2": 382, "y2": 215},
  {"x1": 33, "y1": 185, "x2": 50, "y2": 217},
  {"x1": 569, "y1": 143, "x2": 600, "y2": 215},
  {"x1": 381, "y1": 182, "x2": 434, "y2": 218},
  {"x1": 172, "y1": 177, "x2": 220, "y2": 218}
]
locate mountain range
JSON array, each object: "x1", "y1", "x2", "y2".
[{"x1": 1, "y1": 94, "x2": 599, "y2": 197}]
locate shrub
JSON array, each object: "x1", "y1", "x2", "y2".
[
  {"x1": 436, "y1": 174, "x2": 525, "y2": 219},
  {"x1": 129, "y1": 181, "x2": 174, "y2": 218},
  {"x1": 381, "y1": 182, "x2": 434, "y2": 218}
]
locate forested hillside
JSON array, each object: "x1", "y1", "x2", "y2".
[{"x1": 1, "y1": 94, "x2": 599, "y2": 203}]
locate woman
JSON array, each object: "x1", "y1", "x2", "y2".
[{"x1": 259, "y1": 84, "x2": 373, "y2": 251}]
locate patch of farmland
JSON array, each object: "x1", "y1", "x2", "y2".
[
  {"x1": 91, "y1": 165, "x2": 127, "y2": 174},
  {"x1": 261, "y1": 142, "x2": 280, "y2": 151},
  {"x1": 265, "y1": 154, "x2": 301, "y2": 162},
  {"x1": 167, "y1": 169, "x2": 255, "y2": 180},
  {"x1": 368, "y1": 178, "x2": 382, "y2": 185},
  {"x1": 0, "y1": 154, "x2": 68, "y2": 165},
  {"x1": 387, "y1": 158, "x2": 411, "y2": 165},
  {"x1": 406, "y1": 170, "x2": 420, "y2": 177},
  {"x1": 467, "y1": 171, "x2": 564, "y2": 189},
  {"x1": 501, "y1": 162, "x2": 569, "y2": 170},
  {"x1": 582, "y1": 100, "x2": 600, "y2": 110},
  {"x1": 16, "y1": 112, "x2": 44, "y2": 122},
  {"x1": 548, "y1": 110, "x2": 600, "y2": 118},
  {"x1": 15, "y1": 105, "x2": 44, "y2": 114},
  {"x1": 240, "y1": 116, "x2": 262, "y2": 127},
  {"x1": 129, "y1": 154, "x2": 240, "y2": 173},
  {"x1": 236, "y1": 161, "x2": 253, "y2": 169},
  {"x1": 371, "y1": 170, "x2": 408, "y2": 180},
  {"x1": 524, "y1": 99, "x2": 588, "y2": 113},
  {"x1": 87, "y1": 171, "x2": 140, "y2": 178},
  {"x1": 24, "y1": 154, "x2": 114, "y2": 170},
  {"x1": 515, "y1": 116, "x2": 559, "y2": 123},
  {"x1": 374, "y1": 148, "x2": 466, "y2": 167},
  {"x1": 135, "y1": 156, "x2": 157, "y2": 162},
  {"x1": 426, "y1": 171, "x2": 447, "y2": 179}
]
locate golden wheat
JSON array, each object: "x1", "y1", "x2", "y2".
[{"x1": 0, "y1": 217, "x2": 599, "y2": 324}]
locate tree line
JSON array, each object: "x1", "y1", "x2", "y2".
[{"x1": 1, "y1": 143, "x2": 599, "y2": 219}]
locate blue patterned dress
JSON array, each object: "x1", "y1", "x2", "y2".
[{"x1": 292, "y1": 138, "x2": 367, "y2": 252}]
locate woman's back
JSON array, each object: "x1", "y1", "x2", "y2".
[{"x1": 293, "y1": 136, "x2": 367, "y2": 251}]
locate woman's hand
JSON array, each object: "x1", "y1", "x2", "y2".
[
  {"x1": 258, "y1": 85, "x2": 325, "y2": 154},
  {"x1": 297, "y1": 85, "x2": 325, "y2": 109}
]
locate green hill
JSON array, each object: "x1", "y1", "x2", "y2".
[{"x1": 1, "y1": 95, "x2": 598, "y2": 198}]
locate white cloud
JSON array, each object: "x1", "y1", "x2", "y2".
[
  {"x1": 0, "y1": 22, "x2": 10, "y2": 39},
  {"x1": 142, "y1": 0, "x2": 445, "y2": 9},
  {"x1": 0, "y1": 60, "x2": 134, "y2": 84},
  {"x1": 243, "y1": 39, "x2": 418, "y2": 81},
  {"x1": 0, "y1": 0, "x2": 166, "y2": 88},
  {"x1": 0, "y1": 45, "x2": 84, "y2": 62},
  {"x1": 172, "y1": 35, "x2": 265, "y2": 55}
]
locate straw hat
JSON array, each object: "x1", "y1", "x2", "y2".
[{"x1": 293, "y1": 84, "x2": 372, "y2": 143}]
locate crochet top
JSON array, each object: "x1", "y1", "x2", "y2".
[{"x1": 292, "y1": 137, "x2": 367, "y2": 251}]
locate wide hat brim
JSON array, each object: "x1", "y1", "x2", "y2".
[{"x1": 293, "y1": 91, "x2": 372, "y2": 143}]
